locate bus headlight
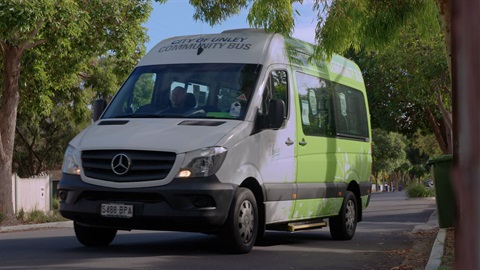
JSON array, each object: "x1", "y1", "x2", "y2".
[
  {"x1": 62, "y1": 145, "x2": 81, "y2": 175},
  {"x1": 178, "y1": 147, "x2": 227, "y2": 178}
]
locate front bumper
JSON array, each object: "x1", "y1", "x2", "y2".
[{"x1": 58, "y1": 174, "x2": 236, "y2": 233}]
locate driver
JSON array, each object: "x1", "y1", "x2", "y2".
[
  {"x1": 162, "y1": 86, "x2": 188, "y2": 114},
  {"x1": 170, "y1": 86, "x2": 187, "y2": 109}
]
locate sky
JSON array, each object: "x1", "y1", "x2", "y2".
[{"x1": 143, "y1": 1, "x2": 318, "y2": 52}]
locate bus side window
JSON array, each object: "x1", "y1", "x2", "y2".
[{"x1": 262, "y1": 70, "x2": 288, "y2": 117}]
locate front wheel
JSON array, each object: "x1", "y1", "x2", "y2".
[
  {"x1": 219, "y1": 188, "x2": 258, "y2": 254},
  {"x1": 329, "y1": 191, "x2": 357, "y2": 240},
  {"x1": 74, "y1": 222, "x2": 117, "y2": 247}
]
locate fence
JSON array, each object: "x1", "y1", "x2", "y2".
[{"x1": 11, "y1": 174, "x2": 51, "y2": 214}]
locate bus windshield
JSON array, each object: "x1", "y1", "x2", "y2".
[{"x1": 102, "y1": 63, "x2": 262, "y2": 120}]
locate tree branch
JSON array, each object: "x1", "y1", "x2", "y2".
[
  {"x1": 19, "y1": 20, "x2": 47, "y2": 51},
  {"x1": 436, "y1": 91, "x2": 453, "y2": 130},
  {"x1": 15, "y1": 126, "x2": 42, "y2": 165},
  {"x1": 436, "y1": 91, "x2": 453, "y2": 153},
  {"x1": 24, "y1": 39, "x2": 48, "y2": 50},
  {"x1": 424, "y1": 105, "x2": 449, "y2": 154}
]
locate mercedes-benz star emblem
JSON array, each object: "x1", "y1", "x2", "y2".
[{"x1": 111, "y1": 153, "x2": 131, "y2": 175}]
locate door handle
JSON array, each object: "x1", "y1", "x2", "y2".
[
  {"x1": 285, "y1": 138, "x2": 294, "y2": 146},
  {"x1": 299, "y1": 139, "x2": 307, "y2": 146}
]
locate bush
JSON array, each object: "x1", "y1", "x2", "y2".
[
  {"x1": 0, "y1": 212, "x2": 4, "y2": 223},
  {"x1": 16, "y1": 208, "x2": 67, "y2": 224},
  {"x1": 406, "y1": 183, "x2": 435, "y2": 198},
  {"x1": 17, "y1": 208, "x2": 25, "y2": 221},
  {"x1": 27, "y1": 210, "x2": 49, "y2": 224},
  {"x1": 52, "y1": 196, "x2": 60, "y2": 210}
]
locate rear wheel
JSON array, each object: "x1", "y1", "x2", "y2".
[
  {"x1": 74, "y1": 222, "x2": 117, "y2": 247},
  {"x1": 219, "y1": 188, "x2": 258, "y2": 254},
  {"x1": 329, "y1": 191, "x2": 357, "y2": 240}
]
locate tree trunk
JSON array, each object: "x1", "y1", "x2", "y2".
[
  {"x1": 381, "y1": 172, "x2": 386, "y2": 192},
  {"x1": 436, "y1": 0, "x2": 452, "y2": 79},
  {"x1": 0, "y1": 43, "x2": 23, "y2": 216},
  {"x1": 436, "y1": 92, "x2": 453, "y2": 154},
  {"x1": 425, "y1": 105, "x2": 449, "y2": 154},
  {"x1": 453, "y1": 1, "x2": 480, "y2": 268}
]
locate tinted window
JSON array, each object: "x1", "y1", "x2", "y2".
[
  {"x1": 333, "y1": 84, "x2": 369, "y2": 138},
  {"x1": 103, "y1": 64, "x2": 262, "y2": 120},
  {"x1": 262, "y1": 70, "x2": 288, "y2": 116},
  {"x1": 296, "y1": 72, "x2": 369, "y2": 140}
]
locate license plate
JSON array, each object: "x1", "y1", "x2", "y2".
[{"x1": 101, "y1": 203, "x2": 133, "y2": 218}]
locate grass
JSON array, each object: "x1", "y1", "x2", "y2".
[
  {"x1": 16, "y1": 208, "x2": 67, "y2": 224},
  {"x1": 13, "y1": 197, "x2": 66, "y2": 225},
  {"x1": 0, "y1": 197, "x2": 67, "y2": 226}
]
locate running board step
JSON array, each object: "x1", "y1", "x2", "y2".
[{"x1": 288, "y1": 220, "x2": 328, "y2": 232}]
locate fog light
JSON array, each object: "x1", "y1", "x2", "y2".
[
  {"x1": 59, "y1": 190, "x2": 68, "y2": 201},
  {"x1": 192, "y1": 196, "x2": 215, "y2": 208}
]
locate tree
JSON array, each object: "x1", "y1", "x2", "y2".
[
  {"x1": 13, "y1": 85, "x2": 93, "y2": 177},
  {"x1": 346, "y1": 26, "x2": 451, "y2": 153},
  {"x1": 183, "y1": 0, "x2": 449, "y2": 63},
  {"x1": 185, "y1": 0, "x2": 480, "y2": 267},
  {"x1": 184, "y1": 0, "x2": 453, "y2": 154},
  {"x1": 0, "y1": 1, "x2": 153, "y2": 216},
  {"x1": 13, "y1": 56, "x2": 132, "y2": 177},
  {"x1": 371, "y1": 129, "x2": 408, "y2": 191}
]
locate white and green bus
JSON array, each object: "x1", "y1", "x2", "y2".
[{"x1": 59, "y1": 29, "x2": 372, "y2": 254}]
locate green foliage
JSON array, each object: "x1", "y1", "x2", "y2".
[
  {"x1": 25, "y1": 210, "x2": 47, "y2": 223},
  {"x1": 4, "y1": 1, "x2": 153, "y2": 117},
  {"x1": 412, "y1": 129, "x2": 443, "y2": 158},
  {"x1": 409, "y1": 164, "x2": 428, "y2": 182},
  {"x1": 14, "y1": 88, "x2": 93, "y2": 176},
  {"x1": 52, "y1": 196, "x2": 59, "y2": 210},
  {"x1": 344, "y1": 21, "x2": 451, "y2": 155},
  {"x1": 0, "y1": 211, "x2": 4, "y2": 223},
  {"x1": 1, "y1": 1, "x2": 153, "y2": 177},
  {"x1": 189, "y1": 0, "x2": 248, "y2": 26},
  {"x1": 16, "y1": 208, "x2": 66, "y2": 224},
  {"x1": 16, "y1": 208, "x2": 25, "y2": 221},
  {"x1": 187, "y1": 0, "x2": 300, "y2": 35},
  {"x1": 406, "y1": 183, "x2": 435, "y2": 198},
  {"x1": 317, "y1": 0, "x2": 441, "y2": 59},
  {"x1": 248, "y1": 0, "x2": 294, "y2": 35},
  {"x1": 84, "y1": 57, "x2": 131, "y2": 101},
  {"x1": 0, "y1": 1, "x2": 85, "y2": 47},
  {"x1": 184, "y1": 0, "x2": 446, "y2": 64},
  {"x1": 132, "y1": 73, "x2": 156, "y2": 111},
  {"x1": 372, "y1": 129, "x2": 408, "y2": 175},
  {"x1": 346, "y1": 27, "x2": 450, "y2": 138}
]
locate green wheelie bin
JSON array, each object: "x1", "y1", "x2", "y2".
[{"x1": 427, "y1": 155, "x2": 455, "y2": 228}]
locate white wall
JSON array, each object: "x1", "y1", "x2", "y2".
[{"x1": 11, "y1": 174, "x2": 51, "y2": 213}]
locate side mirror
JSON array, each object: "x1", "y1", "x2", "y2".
[
  {"x1": 93, "y1": 99, "x2": 107, "y2": 122},
  {"x1": 267, "y1": 99, "x2": 286, "y2": 129}
]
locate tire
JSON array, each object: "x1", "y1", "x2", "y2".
[
  {"x1": 219, "y1": 188, "x2": 258, "y2": 254},
  {"x1": 74, "y1": 222, "x2": 117, "y2": 247},
  {"x1": 329, "y1": 191, "x2": 357, "y2": 240}
]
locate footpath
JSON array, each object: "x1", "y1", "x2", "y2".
[
  {"x1": 0, "y1": 220, "x2": 73, "y2": 233},
  {"x1": 1, "y1": 210, "x2": 446, "y2": 269}
]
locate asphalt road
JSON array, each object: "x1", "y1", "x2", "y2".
[{"x1": 0, "y1": 191, "x2": 436, "y2": 270}]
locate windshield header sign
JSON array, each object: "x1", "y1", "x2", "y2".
[{"x1": 158, "y1": 36, "x2": 252, "y2": 53}]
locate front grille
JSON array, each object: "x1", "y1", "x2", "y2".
[{"x1": 82, "y1": 150, "x2": 176, "y2": 182}]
